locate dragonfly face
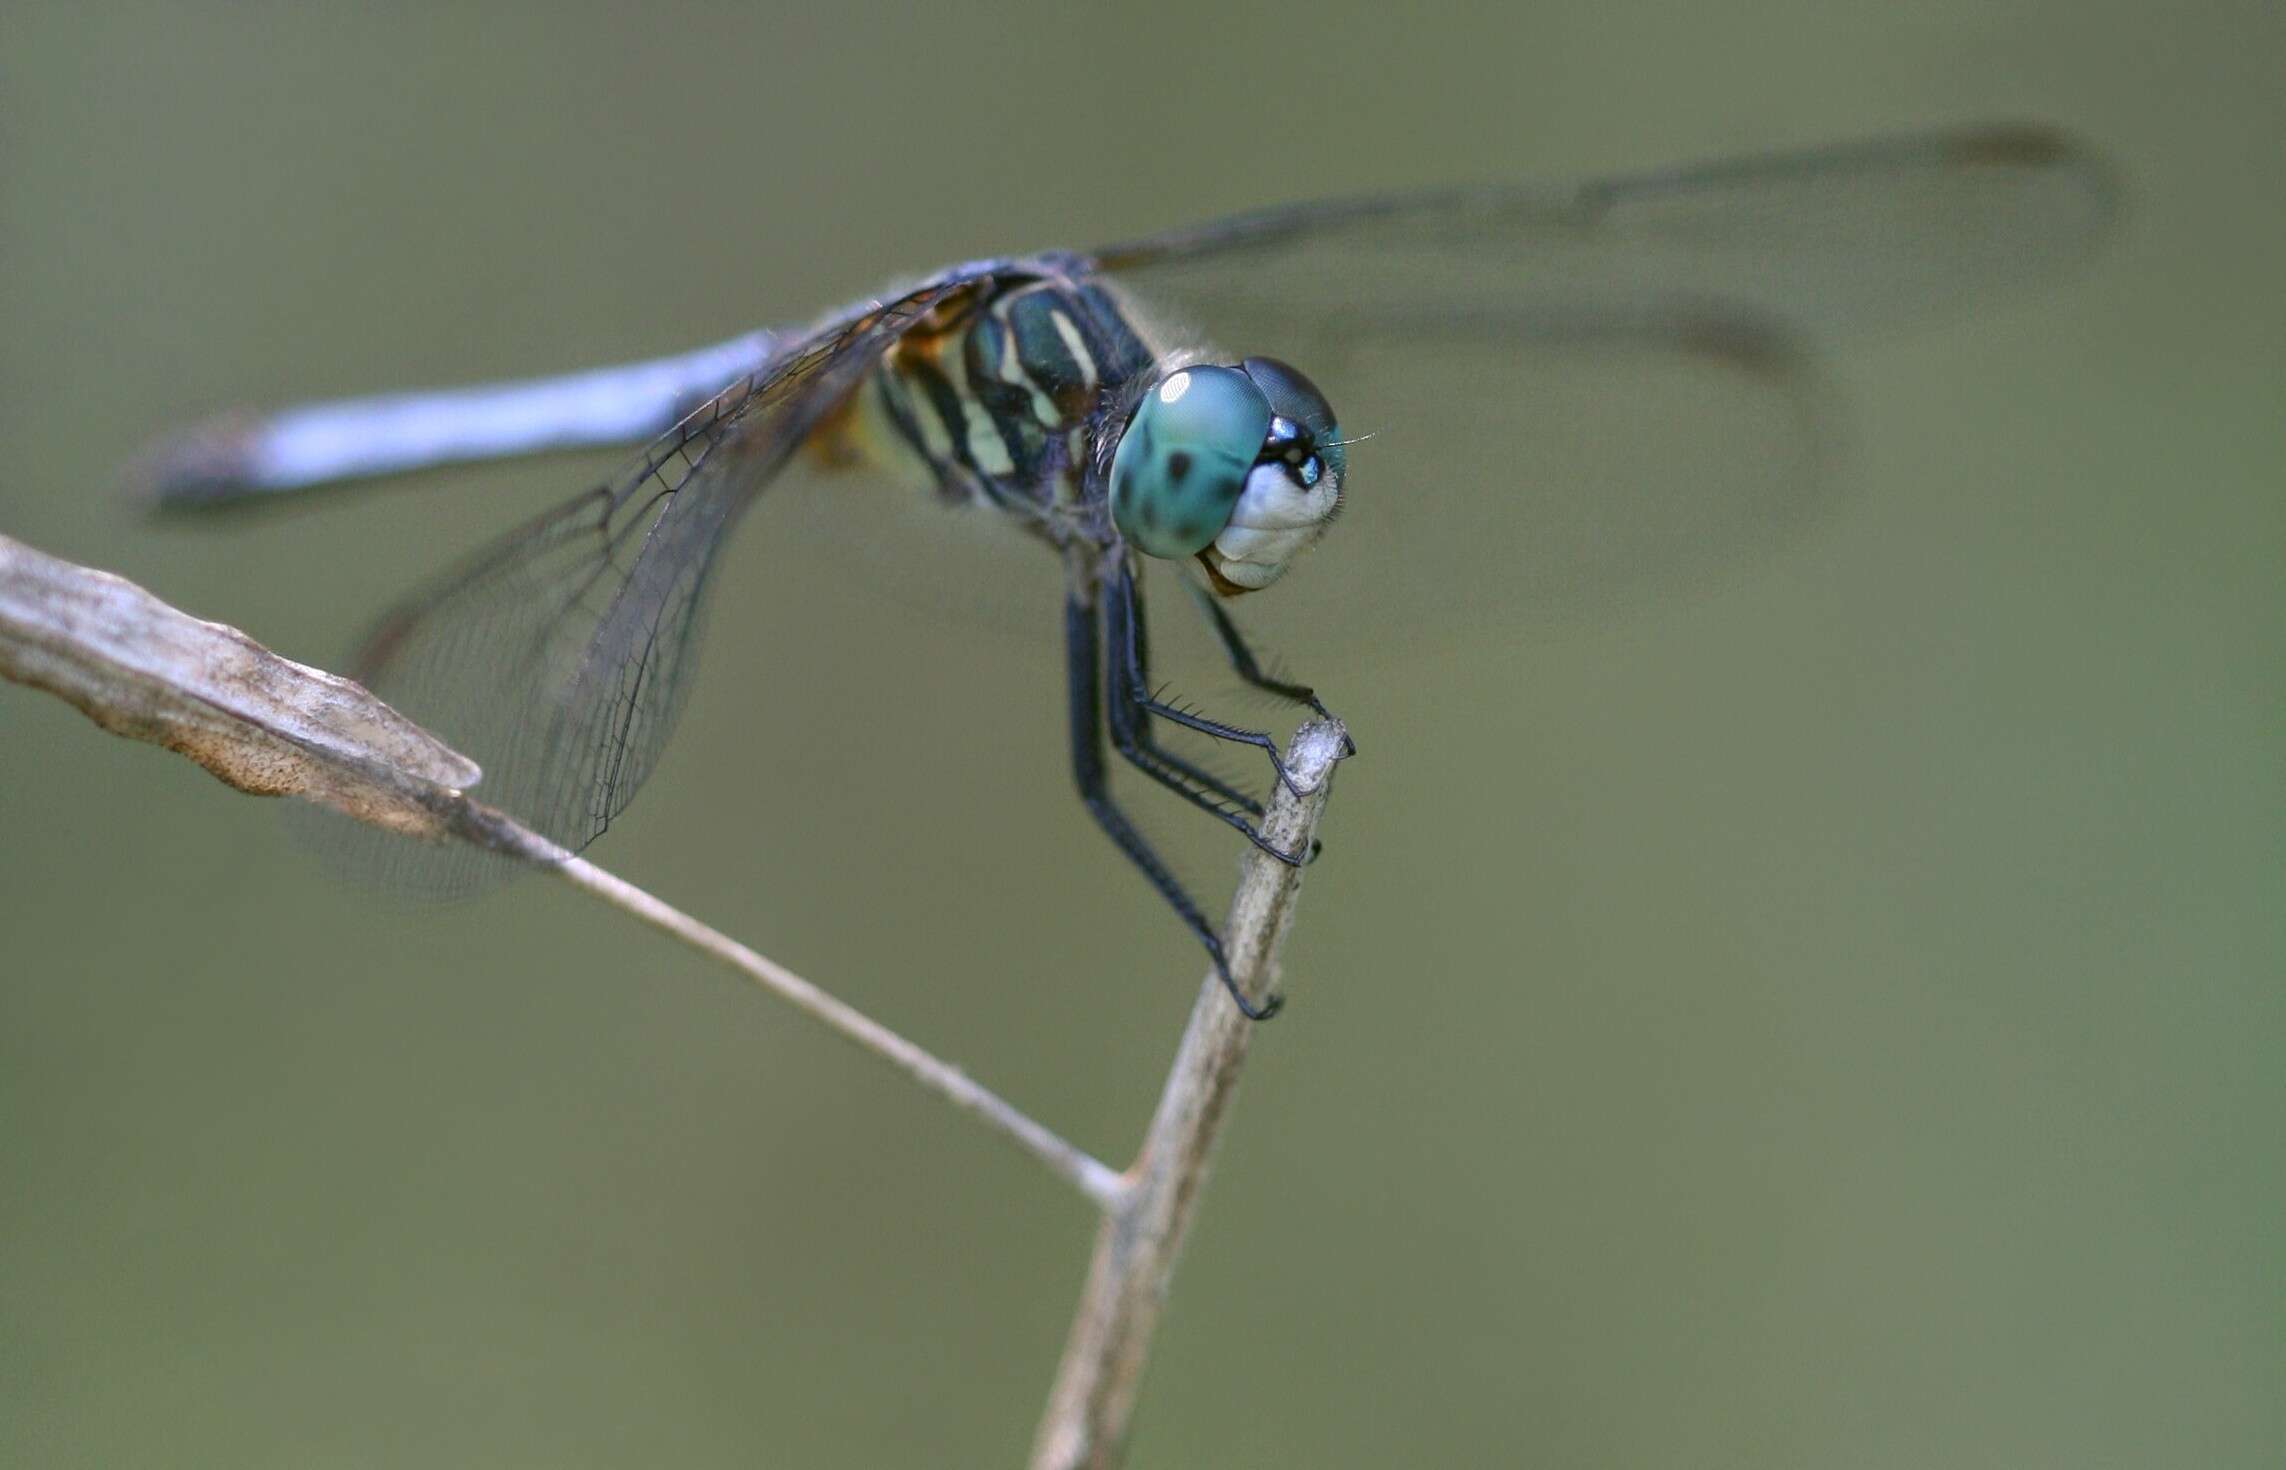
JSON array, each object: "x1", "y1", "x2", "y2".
[
  {"x1": 1109, "y1": 357, "x2": 1346, "y2": 593},
  {"x1": 139, "y1": 124, "x2": 2113, "y2": 1019},
  {"x1": 857, "y1": 271, "x2": 1345, "y2": 595}
]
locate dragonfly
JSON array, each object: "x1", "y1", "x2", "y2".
[{"x1": 142, "y1": 123, "x2": 2113, "y2": 1020}]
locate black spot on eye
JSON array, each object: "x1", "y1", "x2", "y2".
[
  {"x1": 1139, "y1": 501, "x2": 1162, "y2": 532},
  {"x1": 1167, "y1": 451, "x2": 1191, "y2": 482}
]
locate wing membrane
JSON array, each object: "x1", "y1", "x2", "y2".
[
  {"x1": 1093, "y1": 123, "x2": 2116, "y2": 339},
  {"x1": 1079, "y1": 125, "x2": 2112, "y2": 657},
  {"x1": 317, "y1": 270, "x2": 990, "y2": 893}
]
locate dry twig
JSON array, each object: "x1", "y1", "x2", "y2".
[{"x1": 1032, "y1": 719, "x2": 1346, "y2": 1470}]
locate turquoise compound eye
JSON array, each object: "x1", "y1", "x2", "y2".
[{"x1": 1108, "y1": 366, "x2": 1272, "y2": 558}]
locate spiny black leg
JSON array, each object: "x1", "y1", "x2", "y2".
[
  {"x1": 1110, "y1": 562, "x2": 1311, "y2": 799},
  {"x1": 1066, "y1": 589, "x2": 1280, "y2": 1021},
  {"x1": 1104, "y1": 566, "x2": 1316, "y2": 866},
  {"x1": 1107, "y1": 563, "x2": 1262, "y2": 817},
  {"x1": 1190, "y1": 582, "x2": 1356, "y2": 756}
]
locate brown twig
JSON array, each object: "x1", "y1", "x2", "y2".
[{"x1": 1032, "y1": 719, "x2": 1347, "y2": 1470}]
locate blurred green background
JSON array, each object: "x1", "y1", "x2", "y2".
[{"x1": 3, "y1": 3, "x2": 2278, "y2": 1465}]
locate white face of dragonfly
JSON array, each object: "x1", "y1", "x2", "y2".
[{"x1": 1106, "y1": 358, "x2": 1346, "y2": 593}]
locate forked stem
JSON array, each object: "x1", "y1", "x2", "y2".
[{"x1": 2, "y1": 533, "x2": 1348, "y2": 1466}]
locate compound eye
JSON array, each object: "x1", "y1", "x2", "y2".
[
  {"x1": 1108, "y1": 366, "x2": 1273, "y2": 558},
  {"x1": 1241, "y1": 358, "x2": 1337, "y2": 439}
]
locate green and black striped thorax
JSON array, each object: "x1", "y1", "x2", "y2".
[{"x1": 863, "y1": 261, "x2": 1158, "y2": 532}]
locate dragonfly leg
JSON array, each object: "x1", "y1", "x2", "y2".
[
  {"x1": 1067, "y1": 589, "x2": 1281, "y2": 1021},
  {"x1": 1109, "y1": 562, "x2": 1321, "y2": 805},
  {"x1": 1104, "y1": 567, "x2": 1320, "y2": 867},
  {"x1": 1189, "y1": 585, "x2": 1356, "y2": 756},
  {"x1": 1108, "y1": 588, "x2": 1263, "y2": 818}
]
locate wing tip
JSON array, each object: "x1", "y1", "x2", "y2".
[
  {"x1": 1941, "y1": 121, "x2": 2083, "y2": 168},
  {"x1": 1941, "y1": 120, "x2": 2125, "y2": 229}
]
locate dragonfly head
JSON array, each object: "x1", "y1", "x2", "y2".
[{"x1": 1108, "y1": 357, "x2": 1344, "y2": 593}]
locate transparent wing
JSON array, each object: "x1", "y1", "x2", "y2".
[
  {"x1": 1091, "y1": 123, "x2": 2115, "y2": 337},
  {"x1": 1082, "y1": 124, "x2": 2115, "y2": 657},
  {"x1": 315, "y1": 269, "x2": 993, "y2": 895}
]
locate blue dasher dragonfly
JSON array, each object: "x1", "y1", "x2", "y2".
[{"x1": 143, "y1": 124, "x2": 2112, "y2": 1019}]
